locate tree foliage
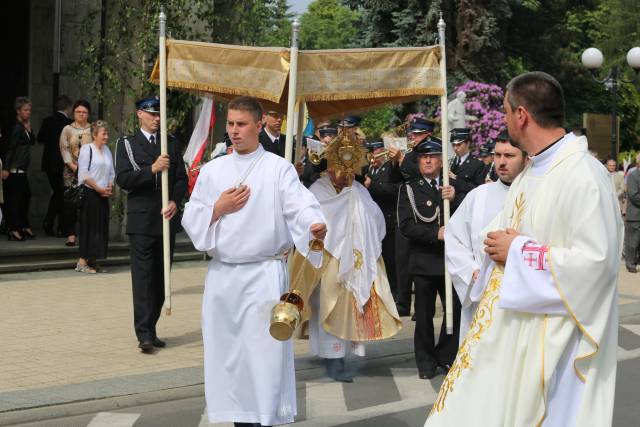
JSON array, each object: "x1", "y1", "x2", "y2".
[{"x1": 299, "y1": 0, "x2": 360, "y2": 49}]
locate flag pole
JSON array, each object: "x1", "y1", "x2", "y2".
[
  {"x1": 294, "y1": 101, "x2": 306, "y2": 163},
  {"x1": 438, "y1": 15, "x2": 453, "y2": 335},
  {"x1": 159, "y1": 8, "x2": 172, "y2": 315},
  {"x1": 284, "y1": 18, "x2": 300, "y2": 163}
]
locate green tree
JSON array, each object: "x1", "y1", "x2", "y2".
[{"x1": 299, "y1": 0, "x2": 360, "y2": 50}]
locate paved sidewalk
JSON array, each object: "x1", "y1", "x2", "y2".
[{"x1": 0, "y1": 259, "x2": 638, "y2": 420}]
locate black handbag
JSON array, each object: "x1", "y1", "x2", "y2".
[{"x1": 64, "y1": 146, "x2": 92, "y2": 209}]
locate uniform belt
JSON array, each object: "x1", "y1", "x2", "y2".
[{"x1": 9, "y1": 169, "x2": 25, "y2": 174}]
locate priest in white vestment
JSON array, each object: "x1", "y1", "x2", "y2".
[
  {"x1": 182, "y1": 97, "x2": 327, "y2": 427},
  {"x1": 426, "y1": 72, "x2": 623, "y2": 427},
  {"x1": 289, "y1": 132, "x2": 402, "y2": 383},
  {"x1": 445, "y1": 137, "x2": 527, "y2": 343}
]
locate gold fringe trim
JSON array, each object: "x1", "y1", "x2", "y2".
[
  {"x1": 547, "y1": 247, "x2": 599, "y2": 383},
  {"x1": 302, "y1": 88, "x2": 444, "y2": 102},
  {"x1": 147, "y1": 78, "x2": 285, "y2": 104},
  {"x1": 352, "y1": 287, "x2": 384, "y2": 341}
]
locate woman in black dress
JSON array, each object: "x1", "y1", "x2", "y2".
[{"x1": 1, "y1": 97, "x2": 35, "y2": 241}]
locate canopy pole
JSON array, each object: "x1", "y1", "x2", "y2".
[
  {"x1": 294, "y1": 101, "x2": 306, "y2": 163},
  {"x1": 284, "y1": 19, "x2": 300, "y2": 163},
  {"x1": 438, "y1": 15, "x2": 453, "y2": 335},
  {"x1": 159, "y1": 8, "x2": 172, "y2": 316}
]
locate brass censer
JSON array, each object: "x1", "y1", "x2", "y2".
[{"x1": 269, "y1": 239, "x2": 325, "y2": 341}]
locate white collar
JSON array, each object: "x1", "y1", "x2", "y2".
[
  {"x1": 528, "y1": 133, "x2": 574, "y2": 176},
  {"x1": 458, "y1": 152, "x2": 470, "y2": 163},
  {"x1": 232, "y1": 143, "x2": 264, "y2": 161},
  {"x1": 264, "y1": 127, "x2": 280, "y2": 143},
  {"x1": 140, "y1": 128, "x2": 157, "y2": 143}
]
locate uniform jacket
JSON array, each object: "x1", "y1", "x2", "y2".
[
  {"x1": 397, "y1": 175, "x2": 461, "y2": 276},
  {"x1": 627, "y1": 168, "x2": 640, "y2": 222},
  {"x1": 38, "y1": 111, "x2": 72, "y2": 173},
  {"x1": 450, "y1": 154, "x2": 485, "y2": 208},
  {"x1": 259, "y1": 128, "x2": 293, "y2": 158},
  {"x1": 115, "y1": 129, "x2": 187, "y2": 236},
  {"x1": 367, "y1": 160, "x2": 403, "y2": 227}
]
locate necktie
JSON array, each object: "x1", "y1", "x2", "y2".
[
  {"x1": 273, "y1": 136, "x2": 279, "y2": 145},
  {"x1": 431, "y1": 179, "x2": 439, "y2": 191},
  {"x1": 149, "y1": 135, "x2": 156, "y2": 145},
  {"x1": 454, "y1": 156, "x2": 460, "y2": 169}
]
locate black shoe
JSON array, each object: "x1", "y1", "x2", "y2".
[
  {"x1": 627, "y1": 265, "x2": 638, "y2": 273},
  {"x1": 43, "y1": 223, "x2": 55, "y2": 236},
  {"x1": 436, "y1": 364, "x2": 451, "y2": 375},
  {"x1": 419, "y1": 367, "x2": 438, "y2": 380},
  {"x1": 8, "y1": 231, "x2": 26, "y2": 241},
  {"x1": 324, "y1": 358, "x2": 353, "y2": 383},
  {"x1": 152, "y1": 337, "x2": 166, "y2": 348},
  {"x1": 139, "y1": 340, "x2": 154, "y2": 353},
  {"x1": 22, "y1": 229, "x2": 36, "y2": 239},
  {"x1": 396, "y1": 305, "x2": 410, "y2": 317}
]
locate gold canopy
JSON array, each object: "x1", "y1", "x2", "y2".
[{"x1": 149, "y1": 40, "x2": 444, "y2": 118}]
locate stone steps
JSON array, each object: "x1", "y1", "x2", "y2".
[{"x1": 0, "y1": 235, "x2": 204, "y2": 274}]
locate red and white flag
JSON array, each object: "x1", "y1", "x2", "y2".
[{"x1": 184, "y1": 97, "x2": 215, "y2": 194}]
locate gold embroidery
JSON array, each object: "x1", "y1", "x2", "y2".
[
  {"x1": 352, "y1": 286, "x2": 383, "y2": 340},
  {"x1": 429, "y1": 193, "x2": 527, "y2": 416},
  {"x1": 353, "y1": 249, "x2": 364, "y2": 271},
  {"x1": 430, "y1": 266, "x2": 503, "y2": 414}
]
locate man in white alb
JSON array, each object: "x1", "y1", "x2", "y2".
[
  {"x1": 445, "y1": 136, "x2": 527, "y2": 342},
  {"x1": 425, "y1": 72, "x2": 623, "y2": 427},
  {"x1": 182, "y1": 96, "x2": 327, "y2": 427}
]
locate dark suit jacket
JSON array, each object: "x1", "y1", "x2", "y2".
[
  {"x1": 115, "y1": 129, "x2": 187, "y2": 236},
  {"x1": 450, "y1": 154, "x2": 485, "y2": 209},
  {"x1": 38, "y1": 111, "x2": 72, "y2": 173},
  {"x1": 397, "y1": 175, "x2": 461, "y2": 276},
  {"x1": 627, "y1": 168, "x2": 640, "y2": 222},
  {"x1": 367, "y1": 160, "x2": 403, "y2": 227},
  {"x1": 259, "y1": 128, "x2": 290, "y2": 158}
]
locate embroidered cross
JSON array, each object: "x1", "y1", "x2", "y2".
[{"x1": 522, "y1": 243, "x2": 549, "y2": 271}]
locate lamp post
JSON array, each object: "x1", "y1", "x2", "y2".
[{"x1": 581, "y1": 47, "x2": 640, "y2": 160}]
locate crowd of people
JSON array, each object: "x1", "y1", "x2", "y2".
[
  {"x1": 0, "y1": 70, "x2": 637, "y2": 427},
  {"x1": 1, "y1": 96, "x2": 115, "y2": 274}
]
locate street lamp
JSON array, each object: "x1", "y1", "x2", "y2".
[{"x1": 581, "y1": 47, "x2": 640, "y2": 160}]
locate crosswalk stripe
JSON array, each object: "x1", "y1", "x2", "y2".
[
  {"x1": 87, "y1": 412, "x2": 140, "y2": 427},
  {"x1": 391, "y1": 367, "x2": 439, "y2": 401},
  {"x1": 303, "y1": 379, "x2": 348, "y2": 419},
  {"x1": 197, "y1": 406, "x2": 234, "y2": 427}
]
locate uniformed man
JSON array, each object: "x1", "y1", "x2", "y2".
[
  {"x1": 259, "y1": 109, "x2": 289, "y2": 157},
  {"x1": 397, "y1": 139, "x2": 461, "y2": 379},
  {"x1": 478, "y1": 143, "x2": 495, "y2": 183},
  {"x1": 389, "y1": 116, "x2": 436, "y2": 316},
  {"x1": 301, "y1": 126, "x2": 336, "y2": 188},
  {"x1": 115, "y1": 96, "x2": 188, "y2": 353},
  {"x1": 448, "y1": 128, "x2": 485, "y2": 208},
  {"x1": 364, "y1": 141, "x2": 403, "y2": 299}
]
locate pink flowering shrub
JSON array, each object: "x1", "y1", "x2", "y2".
[{"x1": 453, "y1": 81, "x2": 506, "y2": 149}]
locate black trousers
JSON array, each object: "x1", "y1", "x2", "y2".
[
  {"x1": 394, "y1": 228, "x2": 412, "y2": 311},
  {"x1": 129, "y1": 233, "x2": 175, "y2": 342},
  {"x1": 413, "y1": 274, "x2": 461, "y2": 373},
  {"x1": 61, "y1": 185, "x2": 78, "y2": 237},
  {"x1": 44, "y1": 171, "x2": 64, "y2": 231},
  {"x1": 625, "y1": 220, "x2": 640, "y2": 267},
  {"x1": 3, "y1": 173, "x2": 30, "y2": 231},
  {"x1": 78, "y1": 188, "x2": 109, "y2": 260},
  {"x1": 381, "y1": 225, "x2": 398, "y2": 297}
]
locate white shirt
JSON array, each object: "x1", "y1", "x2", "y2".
[
  {"x1": 78, "y1": 143, "x2": 115, "y2": 189},
  {"x1": 264, "y1": 127, "x2": 280, "y2": 144},
  {"x1": 140, "y1": 128, "x2": 157, "y2": 144}
]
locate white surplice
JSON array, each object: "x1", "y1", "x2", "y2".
[
  {"x1": 181, "y1": 145, "x2": 325, "y2": 426},
  {"x1": 445, "y1": 179, "x2": 510, "y2": 343},
  {"x1": 426, "y1": 133, "x2": 623, "y2": 427},
  {"x1": 306, "y1": 175, "x2": 397, "y2": 358}
]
